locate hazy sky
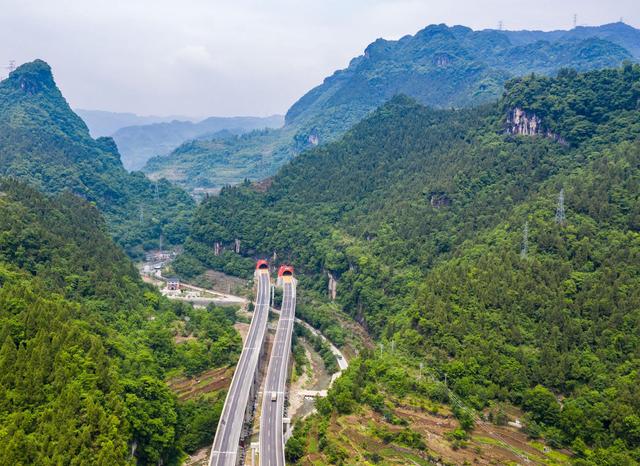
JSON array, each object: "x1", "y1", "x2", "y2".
[{"x1": 1, "y1": 0, "x2": 638, "y2": 117}]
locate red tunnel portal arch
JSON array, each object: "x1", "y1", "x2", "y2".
[{"x1": 278, "y1": 265, "x2": 294, "y2": 277}]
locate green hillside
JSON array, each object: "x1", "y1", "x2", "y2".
[
  {"x1": 143, "y1": 23, "x2": 638, "y2": 193},
  {"x1": 0, "y1": 180, "x2": 241, "y2": 465},
  {"x1": 113, "y1": 114, "x2": 284, "y2": 171},
  {"x1": 0, "y1": 60, "x2": 194, "y2": 257},
  {"x1": 180, "y1": 64, "x2": 640, "y2": 463}
]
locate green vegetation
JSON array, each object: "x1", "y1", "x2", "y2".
[
  {"x1": 294, "y1": 324, "x2": 338, "y2": 375},
  {"x1": 0, "y1": 180, "x2": 240, "y2": 464},
  {"x1": 0, "y1": 60, "x2": 195, "y2": 257},
  {"x1": 144, "y1": 125, "x2": 297, "y2": 192},
  {"x1": 184, "y1": 65, "x2": 640, "y2": 463},
  {"x1": 113, "y1": 114, "x2": 283, "y2": 171},
  {"x1": 143, "y1": 23, "x2": 638, "y2": 192}
]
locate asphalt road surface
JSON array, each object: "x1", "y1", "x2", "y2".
[
  {"x1": 259, "y1": 277, "x2": 296, "y2": 466},
  {"x1": 209, "y1": 270, "x2": 271, "y2": 466}
]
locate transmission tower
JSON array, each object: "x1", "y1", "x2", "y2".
[
  {"x1": 573, "y1": 14, "x2": 577, "y2": 28},
  {"x1": 139, "y1": 205, "x2": 144, "y2": 224},
  {"x1": 555, "y1": 189, "x2": 566, "y2": 226},
  {"x1": 3, "y1": 60, "x2": 16, "y2": 80},
  {"x1": 154, "y1": 182, "x2": 159, "y2": 201},
  {"x1": 520, "y1": 221, "x2": 529, "y2": 259},
  {"x1": 498, "y1": 20, "x2": 503, "y2": 31}
]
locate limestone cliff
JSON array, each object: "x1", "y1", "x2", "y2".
[{"x1": 506, "y1": 107, "x2": 566, "y2": 144}]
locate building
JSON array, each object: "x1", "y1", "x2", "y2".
[{"x1": 166, "y1": 277, "x2": 181, "y2": 291}]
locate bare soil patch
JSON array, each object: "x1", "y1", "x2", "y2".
[{"x1": 168, "y1": 366, "x2": 234, "y2": 401}]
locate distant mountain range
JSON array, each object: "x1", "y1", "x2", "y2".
[
  {"x1": 75, "y1": 108, "x2": 196, "y2": 137},
  {"x1": 0, "y1": 60, "x2": 194, "y2": 256},
  {"x1": 112, "y1": 114, "x2": 284, "y2": 171},
  {"x1": 143, "y1": 22, "x2": 640, "y2": 193}
]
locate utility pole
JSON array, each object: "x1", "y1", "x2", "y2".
[
  {"x1": 271, "y1": 283, "x2": 275, "y2": 307},
  {"x1": 419, "y1": 362, "x2": 423, "y2": 381},
  {"x1": 555, "y1": 188, "x2": 566, "y2": 226},
  {"x1": 520, "y1": 221, "x2": 529, "y2": 259}
]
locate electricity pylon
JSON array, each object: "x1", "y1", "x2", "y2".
[
  {"x1": 555, "y1": 189, "x2": 566, "y2": 226},
  {"x1": 520, "y1": 221, "x2": 529, "y2": 259}
]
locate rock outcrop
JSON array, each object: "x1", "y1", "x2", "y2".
[
  {"x1": 506, "y1": 107, "x2": 566, "y2": 144},
  {"x1": 507, "y1": 107, "x2": 543, "y2": 136},
  {"x1": 327, "y1": 272, "x2": 337, "y2": 301}
]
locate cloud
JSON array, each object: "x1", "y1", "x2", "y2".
[
  {"x1": 0, "y1": 0, "x2": 637, "y2": 116},
  {"x1": 173, "y1": 45, "x2": 218, "y2": 70}
]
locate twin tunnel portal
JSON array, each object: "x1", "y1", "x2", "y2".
[{"x1": 209, "y1": 261, "x2": 296, "y2": 466}]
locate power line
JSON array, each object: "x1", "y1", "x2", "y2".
[{"x1": 417, "y1": 364, "x2": 531, "y2": 464}]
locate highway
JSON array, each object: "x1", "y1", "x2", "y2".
[
  {"x1": 259, "y1": 272, "x2": 296, "y2": 466},
  {"x1": 209, "y1": 266, "x2": 271, "y2": 466}
]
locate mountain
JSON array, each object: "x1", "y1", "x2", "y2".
[
  {"x1": 113, "y1": 114, "x2": 284, "y2": 171},
  {"x1": 501, "y1": 21, "x2": 640, "y2": 58},
  {"x1": 0, "y1": 60, "x2": 194, "y2": 256},
  {"x1": 143, "y1": 22, "x2": 638, "y2": 193},
  {"x1": 179, "y1": 64, "x2": 640, "y2": 463},
  {"x1": 75, "y1": 108, "x2": 195, "y2": 138},
  {"x1": 0, "y1": 179, "x2": 241, "y2": 464}
]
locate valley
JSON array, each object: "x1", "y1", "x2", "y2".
[{"x1": 1, "y1": 9, "x2": 639, "y2": 466}]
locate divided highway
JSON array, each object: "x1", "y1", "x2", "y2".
[
  {"x1": 209, "y1": 264, "x2": 271, "y2": 466},
  {"x1": 259, "y1": 268, "x2": 296, "y2": 466}
]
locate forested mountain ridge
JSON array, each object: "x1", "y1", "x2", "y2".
[
  {"x1": 178, "y1": 64, "x2": 640, "y2": 463},
  {"x1": 501, "y1": 21, "x2": 640, "y2": 57},
  {"x1": 0, "y1": 179, "x2": 242, "y2": 464},
  {"x1": 143, "y1": 22, "x2": 639, "y2": 193},
  {"x1": 0, "y1": 60, "x2": 194, "y2": 256},
  {"x1": 113, "y1": 114, "x2": 284, "y2": 171},
  {"x1": 75, "y1": 109, "x2": 196, "y2": 138}
]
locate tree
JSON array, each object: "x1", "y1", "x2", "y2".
[{"x1": 523, "y1": 385, "x2": 561, "y2": 425}]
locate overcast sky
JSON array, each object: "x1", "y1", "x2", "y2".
[{"x1": 0, "y1": 0, "x2": 638, "y2": 117}]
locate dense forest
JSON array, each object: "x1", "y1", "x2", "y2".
[
  {"x1": 180, "y1": 64, "x2": 640, "y2": 463},
  {"x1": 0, "y1": 60, "x2": 194, "y2": 257},
  {"x1": 143, "y1": 22, "x2": 639, "y2": 193},
  {"x1": 0, "y1": 180, "x2": 241, "y2": 465}
]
